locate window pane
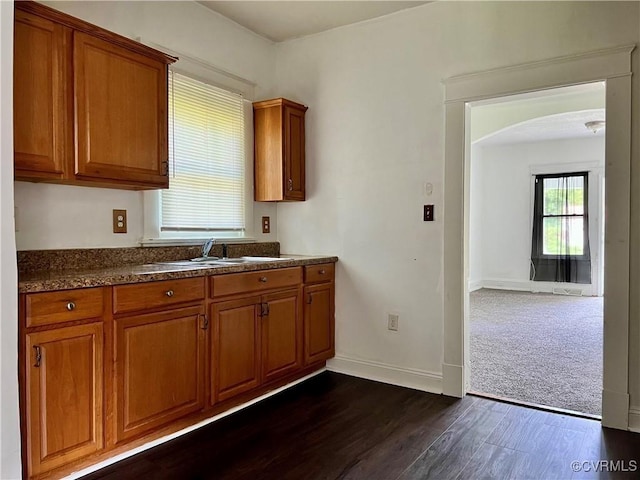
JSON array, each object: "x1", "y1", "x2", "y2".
[
  {"x1": 543, "y1": 216, "x2": 584, "y2": 255},
  {"x1": 543, "y1": 176, "x2": 584, "y2": 215},
  {"x1": 162, "y1": 72, "x2": 245, "y2": 231}
]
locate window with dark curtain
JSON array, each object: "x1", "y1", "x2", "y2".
[{"x1": 530, "y1": 172, "x2": 591, "y2": 284}]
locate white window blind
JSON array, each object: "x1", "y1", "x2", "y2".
[{"x1": 162, "y1": 71, "x2": 245, "y2": 232}]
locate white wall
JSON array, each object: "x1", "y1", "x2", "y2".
[
  {"x1": 274, "y1": 1, "x2": 639, "y2": 389},
  {"x1": 469, "y1": 137, "x2": 605, "y2": 294},
  {"x1": 14, "y1": 1, "x2": 279, "y2": 251},
  {"x1": 0, "y1": 1, "x2": 21, "y2": 477},
  {"x1": 468, "y1": 144, "x2": 484, "y2": 290}
]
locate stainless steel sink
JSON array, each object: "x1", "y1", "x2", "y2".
[
  {"x1": 154, "y1": 256, "x2": 292, "y2": 267},
  {"x1": 154, "y1": 260, "x2": 218, "y2": 267},
  {"x1": 212, "y1": 257, "x2": 292, "y2": 264},
  {"x1": 240, "y1": 256, "x2": 292, "y2": 262}
]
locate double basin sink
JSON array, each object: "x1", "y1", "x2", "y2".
[{"x1": 155, "y1": 256, "x2": 292, "y2": 268}]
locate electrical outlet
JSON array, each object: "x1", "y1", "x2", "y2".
[
  {"x1": 113, "y1": 209, "x2": 127, "y2": 234},
  {"x1": 388, "y1": 313, "x2": 399, "y2": 331},
  {"x1": 262, "y1": 216, "x2": 270, "y2": 234}
]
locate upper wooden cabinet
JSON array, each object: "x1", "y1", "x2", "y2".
[
  {"x1": 13, "y1": 8, "x2": 72, "y2": 180},
  {"x1": 13, "y1": 1, "x2": 175, "y2": 189},
  {"x1": 74, "y1": 32, "x2": 169, "y2": 186},
  {"x1": 253, "y1": 98, "x2": 308, "y2": 201}
]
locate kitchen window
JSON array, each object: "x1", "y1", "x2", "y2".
[
  {"x1": 143, "y1": 67, "x2": 254, "y2": 244},
  {"x1": 163, "y1": 71, "x2": 246, "y2": 234}
]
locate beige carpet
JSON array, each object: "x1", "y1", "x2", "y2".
[{"x1": 469, "y1": 288, "x2": 603, "y2": 416}]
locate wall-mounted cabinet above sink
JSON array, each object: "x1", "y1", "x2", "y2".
[{"x1": 13, "y1": 1, "x2": 176, "y2": 190}]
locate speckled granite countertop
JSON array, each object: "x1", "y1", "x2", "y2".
[{"x1": 19, "y1": 255, "x2": 338, "y2": 294}]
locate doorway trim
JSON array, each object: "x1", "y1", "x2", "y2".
[{"x1": 442, "y1": 45, "x2": 635, "y2": 429}]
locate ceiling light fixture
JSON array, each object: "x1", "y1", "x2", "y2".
[{"x1": 584, "y1": 120, "x2": 605, "y2": 133}]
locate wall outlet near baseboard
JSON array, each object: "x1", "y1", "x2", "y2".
[{"x1": 388, "y1": 313, "x2": 399, "y2": 331}]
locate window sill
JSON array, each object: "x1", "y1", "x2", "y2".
[{"x1": 140, "y1": 237, "x2": 257, "y2": 247}]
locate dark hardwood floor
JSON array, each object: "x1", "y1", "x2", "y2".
[{"x1": 82, "y1": 373, "x2": 640, "y2": 480}]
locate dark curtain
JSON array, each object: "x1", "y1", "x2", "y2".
[{"x1": 530, "y1": 172, "x2": 591, "y2": 284}]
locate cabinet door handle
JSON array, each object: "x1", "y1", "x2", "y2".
[
  {"x1": 319, "y1": 269, "x2": 326, "y2": 275},
  {"x1": 33, "y1": 345, "x2": 42, "y2": 368},
  {"x1": 288, "y1": 178, "x2": 293, "y2": 191},
  {"x1": 307, "y1": 294, "x2": 313, "y2": 305},
  {"x1": 165, "y1": 290, "x2": 174, "y2": 297},
  {"x1": 259, "y1": 303, "x2": 270, "y2": 317},
  {"x1": 66, "y1": 301, "x2": 76, "y2": 311},
  {"x1": 264, "y1": 303, "x2": 270, "y2": 316},
  {"x1": 162, "y1": 160, "x2": 169, "y2": 176},
  {"x1": 259, "y1": 277, "x2": 268, "y2": 283},
  {"x1": 201, "y1": 314, "x2": 209, "y2": 330}
]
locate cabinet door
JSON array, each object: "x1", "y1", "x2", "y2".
[
  {"x1": 304, "y1": 283, "x2": 335, "y2": 364},
  {"x1": 261, "y1": 289, "x2": 302, "y2": 383},
  {"x1": 115, "y1": 306, "x2": 205, "y2": 442},
  {"x1": 212, "y1": 296, "x2": 261, "y2": 404},
  {"x1": 25, "y1": 323, "x2": 103, "y2": 477},
  {"x1": 283, "y1": 105, "x2": 305, "y2": 201},
  {"x1": 74, "y1": 32, "x2": 168, "y2": 187},
  {"x1": 14, "y1": 9, "x2": 72, "y2": 180}
]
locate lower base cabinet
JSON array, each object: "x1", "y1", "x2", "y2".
[
  {"x1": 20, "y1": 263, "x2": 335, "y2": 479},
  {"x1": 304, "y1": 281, "x2": 335, "y2": 365},
  {"x1": 212, "y1": 288, "x2": 303, "y2": 404},
  {"x1": 114, "y1": 305, "x2": 205, "y2": 442},
  {"x1": 261, "y1": 289, "x2": 302, "y2": 382},
  {"x1": 25, "y1": 323, "x2": 104, "y2": 477},
  {"x1": 212, "y1": 296, "x2": 262, "y2": 404}
]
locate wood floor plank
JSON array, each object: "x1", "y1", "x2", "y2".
[
  {"x1": 398, "y1": 404, "x2": 506, "y2": 480},
  {"x1": 79, "y1": 373, "x2": 640, "y2": 480},
  {"x1": 455, "y1": 443, "x2": 521, "y2": 480},
  {"x1": 540, "y1": 426, "x2": 588, "y2": 480}
]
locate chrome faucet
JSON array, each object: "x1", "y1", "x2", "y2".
[{"x1": 201, "y1": 238, "x2": 216, "y2": 258}]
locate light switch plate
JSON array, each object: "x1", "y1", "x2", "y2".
[
  {"x1": 113, "y1": 209, "x2": 127, "y2": 234},
  {"x1": 424, "y1": 205, "x2": 434, "y2": 222}
]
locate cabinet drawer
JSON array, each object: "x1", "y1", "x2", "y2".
[
  {"x1": 304, "y1": 263, "x2": 335, "y2": 284},
  {"x1": 212, "y1": 267, "x2": 302, "y2": 298},
  {"x1": 25, "y1": 287, "x2": 104, "y2": 328},
  {"x1": 113, "y1": 277, "x2": 205, "y2": 315}
]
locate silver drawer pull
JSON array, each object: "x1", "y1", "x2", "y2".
[
  {"x1": 259, "y1": 277, "x2": 268, "y2": 283},
  {"x1": 165, "y1": 290, "x2": 174, "y2": 297},
  {"x1": 66, "y1": 302, "x2": 76, "y2": 311}
]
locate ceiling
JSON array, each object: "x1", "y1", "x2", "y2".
[
  {"x1": 199, "y1": 1, "x2": 428, "y2": 42},
  {"x1": 477, "y1": 109, "x2": 606, "y2": 147}
]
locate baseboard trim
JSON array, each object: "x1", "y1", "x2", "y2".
[
  {"x1": 478, "y1": 278, "x2": 596, "y2": 296},
  {"x1": 468, "y1": 280, "x2": 483, "y2": 292},
  {"x1": 601, "y1": 389, "x2": 629, "y2": 430},
  {"x1": 628, "y1": 407, "x2": 640, "y2": 433},
  {"x1": 442, "y1": 362, "x2": 464, "y2": 397},
  {"x1": 327, "y1": 356, "x2": 442, "y2": 394}
]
